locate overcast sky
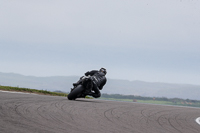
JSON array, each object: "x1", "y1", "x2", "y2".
[{"x1": 0, "y1": 0, "x2": 200, "y2": 85}]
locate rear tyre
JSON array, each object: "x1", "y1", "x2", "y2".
[{"x1": 67, "y1": 85, "x2": 85, "y2": 100}]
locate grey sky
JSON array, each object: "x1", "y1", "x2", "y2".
[{"x1": 0, "y1": 0, "x2": 200, "y2": 85}]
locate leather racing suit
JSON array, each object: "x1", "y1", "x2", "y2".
[{"x1": 84, "y1": 70, "x2": 107, "y2": 98}]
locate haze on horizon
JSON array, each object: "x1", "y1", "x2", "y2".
[{"x1": 0, "y1": 0, "x2": 200, "y2": 85}]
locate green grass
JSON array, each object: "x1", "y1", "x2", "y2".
[
  {"x1": 100, "y1": 97, "x2": 200, "y2": 108},
  {"x1": 0, "y1": 85, "x2": 68, "y2": 97},
  {"x1": 136, "y1": 100, "x2": 172, "y2": 105},
  {"x1": 0, "y1": 85, "x2": 93, "y2": 99},
  {"x1": 1, "y1": 85, "x2": 199, "y2": 107}
]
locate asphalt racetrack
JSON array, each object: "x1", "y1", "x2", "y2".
[{"x1": 0, "y1": 91, "x2": 200, "y2": 133}]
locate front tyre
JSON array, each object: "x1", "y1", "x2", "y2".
[{"x1": 67, "y1": 85, "x2": 85, "y2": 100}]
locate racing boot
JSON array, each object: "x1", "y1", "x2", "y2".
[
  {"x1": 73, "y1": 83, "x2": 78, "y2": 87},
  {"x1": 73, "y1": 79, "x2": 82, "y2": 87},
  {"x1": 83, "y1": 90, "x2": 94, "y2": 97}
]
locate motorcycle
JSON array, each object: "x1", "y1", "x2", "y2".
[{"x1": 67, "y1": 76, "x2": 93, "y2": 100}]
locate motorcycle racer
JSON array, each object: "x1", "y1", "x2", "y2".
[{"x1": 72, "y1": 68, "x2": 107, "y2": 98}]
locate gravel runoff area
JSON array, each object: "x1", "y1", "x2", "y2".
[{"x1": 0, "y1": 91, "x2": 200, "y2": 133}]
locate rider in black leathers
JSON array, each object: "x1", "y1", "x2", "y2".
[{"x1": 73, "y1": 68, "x2": 107, "y2": 98}]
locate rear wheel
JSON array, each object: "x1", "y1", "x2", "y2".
[{"x1": 67, "y1": 85, "x2": 85, "y2": 100}]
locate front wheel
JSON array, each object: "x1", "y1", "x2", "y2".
[{"x1": 68, "y1": 85, "x2": 85, "y2": 100}]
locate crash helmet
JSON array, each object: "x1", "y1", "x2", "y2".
[{"x1": 100, "y1": 68, "x2": 107, "y2": 75}]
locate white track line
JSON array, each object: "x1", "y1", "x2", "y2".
[
  {"x1": 196, "y1": 117, "x2": 200, "y2": 125},
  {"x1": 0, "y1": 90, "x2": 37, "y2": 95}
]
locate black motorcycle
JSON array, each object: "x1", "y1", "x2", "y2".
[{"x1": 67, "y1": 76, "x2": 93, "y2": 100}]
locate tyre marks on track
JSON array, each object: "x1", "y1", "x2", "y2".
[
  {"x1": 138, "y1": 106, "x2": 200, "y2": 133},
  {"x1": 1, "y1": 92, "x2": 200, "y2": 133}
]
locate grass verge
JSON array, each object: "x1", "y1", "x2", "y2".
[
  {"x1": 0, "y1": 85, "x2": 92, "y2": 99},
  {"x1": 0, "y1": 85, "x2": 68, "y2": 97},
  {"x1": 100, "y1": 97, "x2": 200, "y2": 108}
]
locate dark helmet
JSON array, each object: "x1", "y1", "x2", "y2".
[{"x1": 100, "y1": 68, "x2": 107, "y2": 75}]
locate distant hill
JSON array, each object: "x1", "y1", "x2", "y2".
[{"x1": 0, "y1": 72, "x2": 200, "y2": 100}]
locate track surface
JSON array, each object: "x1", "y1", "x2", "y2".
[{"x1": 0, "y1": 91, "x2": 200, "y2": 133}]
